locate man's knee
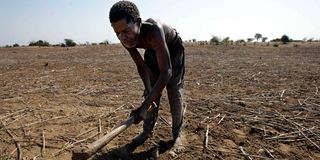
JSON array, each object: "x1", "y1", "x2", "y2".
[{"x1": 167, "y1": 84, "x2": 183, "y2": 101}]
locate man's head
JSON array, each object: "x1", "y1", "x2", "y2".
[
  {"x1": 109, "y1": 1, "x2": 140, "y2": 24},
  {"x1": 109, "y1": 1, "x2": 141, "y2": 48}
]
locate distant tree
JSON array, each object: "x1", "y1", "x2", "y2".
[
  {"x1": 199, "y1": 41, "x2": 208, "y2": 45},
  {"x1": 235, "y1": 39, "x2": 246, "y2": 45},
  {"x1": 270, "y1": 38, "x2": 281, "y2": 42},
  {"x1": 247, "y1": 38, "x2": 254, "y2": 43},
  {"x1": 192, "y1": 39, "x2": 197, "y2": 43},
  {"x1": 254, "y1": 33, "x2": 262, "y2": 42},
  {"x1": 222, "y1": 37, "x2": 230, "y2": 45},
  {"x1": 262, "y1": 37, "x2": 268, "y2": 42},
  {"x1": 307, "y1": 38, "x2": 314, "y2": 42},
  {"x1": 38, "y1": 40, "x2": 44, "y2": 46},
  {"x1": 13, "y1": 43, "x2": 19, "y2": 47},
  {"x1": 210, "y1": 35, "x2": 220, "y2": 45},
  {"x1": 29, "y1": 40, "x2": 50, "y2": 47},
  {"x1": 99, "y1": 40, "x2": 110, "y2": 45},
  {"x1": 64, "y1": 39, "x2": 76, "y2": 47},
  {"x1": 303, "y1": 37, "x2": 308, "y2": 42},
  {"x1": 29, "y1": 41, "x2": 34, "y2": 46},
  {"x1": 281, "y1": 35, "x2": 290, "y2": 44}
]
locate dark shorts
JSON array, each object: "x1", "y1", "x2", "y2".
[{"x1": 144, "y1": 35, "x2": 185, "y2": 89}]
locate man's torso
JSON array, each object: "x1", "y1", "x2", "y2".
[{"x1": 135, "y1": 18, "x2": 178, "y2": 49}]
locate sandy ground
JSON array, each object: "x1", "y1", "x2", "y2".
[{"x1": 0, "y1": 43, "x2": 320, "y2": 159}]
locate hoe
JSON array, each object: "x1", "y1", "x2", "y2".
[
  {"x1": 71, "y1": 102, "x2": 157, "y2": 160},
  {"x1": 71, "y1": 115, "x2": 135, "y2": 160}
]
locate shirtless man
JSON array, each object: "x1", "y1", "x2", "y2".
[{"x1": 109, "y1": 1, "x2": 185, "y2": 154}]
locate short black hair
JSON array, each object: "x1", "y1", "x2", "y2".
[{"x1": 109, "y1": 1, "x2": 140, "y2": 23}]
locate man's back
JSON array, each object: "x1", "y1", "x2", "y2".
[{"x1": 135, "y1": 18, "x2": 178, "y2": 50}]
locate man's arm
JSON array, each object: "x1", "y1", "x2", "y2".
[
  {"x1": 138, "y1": 26, "x2": 172, "y2": 119},
  {"x1": 126, "y1": 48, "x2": 156, "y2": 93}
]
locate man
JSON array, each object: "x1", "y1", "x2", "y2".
[{"x1": 109, "y1": 0, "x2": 185, "y2": 154}]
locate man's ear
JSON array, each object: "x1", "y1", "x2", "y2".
[{"x1": 137, "y1": 18, "x2": 142, "y2": 25}]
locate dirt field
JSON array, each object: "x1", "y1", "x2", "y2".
[{"x1": 1, "y1": 43, "x2": 320, "y2": 160}]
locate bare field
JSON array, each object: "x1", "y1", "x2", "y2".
[{"x1": 1, "y1": 43, "x2": 320, "y2": 159}]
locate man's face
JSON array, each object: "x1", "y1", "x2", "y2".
[{"x1": 111, "y1": 18, "x2": 140, "y2": 48}]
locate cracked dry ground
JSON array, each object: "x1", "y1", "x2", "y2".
[{"x1": 1, "y1": 43, "x2": 320, "y2": 159}]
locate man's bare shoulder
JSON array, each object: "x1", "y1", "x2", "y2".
[
  {"x1": 139, "y1": 18, "x2": 176, "y2": 48},
  {"x1": 137, "y1": 19, "x2": 162, "y2": 48},
  {"x1": 143, "y1": 18, "x2": 171, "y2": 31},
  {"x1": 145, "y1": 18, "x2": 157, "y2": 24},
  {"x1": 141, "y1": 19, "x2": 162, "y2": 32}
]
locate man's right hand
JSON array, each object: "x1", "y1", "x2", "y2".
[
  {"x1": 130, "y1": 105, "x2": 147, "y2": 124},
  {"x1": 130, "y1": 102, "x2": 157, "y2": 124}
]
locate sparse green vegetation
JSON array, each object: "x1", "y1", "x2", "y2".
[
  {"x1": 262, "y1": 37, "x2": 268, "y2": 42},
  {"x1": 205, "y1": 33, "x2": 320, "y2": 46},
  {"x1": 281, "y1": 35, "x2": 290, "y2": 44},
  {"x1": 307, "y1": 38, "x2": 314, "y2": 42},
  {"x1": 1, "y1": 149, "x2": 14, "y2": 160},
  {"x1": 99, "y1": 40, "x2": 110, "y2": 45},
  {"x1": 210, "y1": 35, "x2": 220, "y2": 45},
  {"x1": 271, "y1": 38, "x2": 281, "y2": 42},
  {"x1": 222, "y1": 37, "x2": 230, "y2": 45},
  {"x1": 235, "y1": 39, "x2": 246, "y2": 46},
  {"x1": 64, "y1": 39, "x2": 76, "y2": 47},
  {"x1": 199, "y1": 41, "x2": 208, "y2": 45},
  {"x1": 13, "y1": 43, "x2": 19, "y2": 47},
  {"x1": 29, "y1": 40, "x2": 50, "y2": 47},
  {"x1": 254, "y1": 33, "x2": 262, "y2": 42},
  {"x1": 3, "y1": 33, "x2": 318, "y2": 49},
  {"x1": 2, "y1": 155, "x2": 13, "y2": 160},
  {"x1": 247, "y1": 38, "x2": 254, "y2": 43}
]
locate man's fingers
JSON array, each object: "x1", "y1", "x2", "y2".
[
  {"x1": 152, "y1": 101, "x2": 157, "y2": 108},
  {"x1": 131, "y1": 101, "x2": 157, "y2": 124},
  {"x1": 147, "y1": 102, "x2": 157, "y2": 112}
]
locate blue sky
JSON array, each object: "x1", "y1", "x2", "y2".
[{"x1": 1, "y1": 0, "x2": 320, "y2": 46}]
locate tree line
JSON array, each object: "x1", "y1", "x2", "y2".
[
  {"x1": 188, "y1": 34, "x2": 319, "y2": 45},
  {"x1": 2, "y1": 39, "x2": 110, "y2": 48}
]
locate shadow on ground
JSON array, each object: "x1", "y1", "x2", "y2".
[{"x1": 94, "y1": 140, "x2": 173, "y2": 160}]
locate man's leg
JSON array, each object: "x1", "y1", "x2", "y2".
[
  {"x1": 167, "y1": 84, "x2": 185, "y2": 142},
  {"x1": 167, "y1": 35, "x2": 185, "y2": 153}
]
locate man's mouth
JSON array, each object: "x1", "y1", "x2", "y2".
[
  {"x1": 122, "y1": 40, "x2": 136, "y2": 48},
  {"x1": 123, "y1": 39, "x2": 133, "y2": 44}
]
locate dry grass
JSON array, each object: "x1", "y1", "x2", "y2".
[{"x1": 0, "y1": 43, "x2": 320, "y2": 159}]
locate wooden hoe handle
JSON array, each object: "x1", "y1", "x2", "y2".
[{"x1": 71, "y1": 116, "x2": 135, "y2": 160}]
